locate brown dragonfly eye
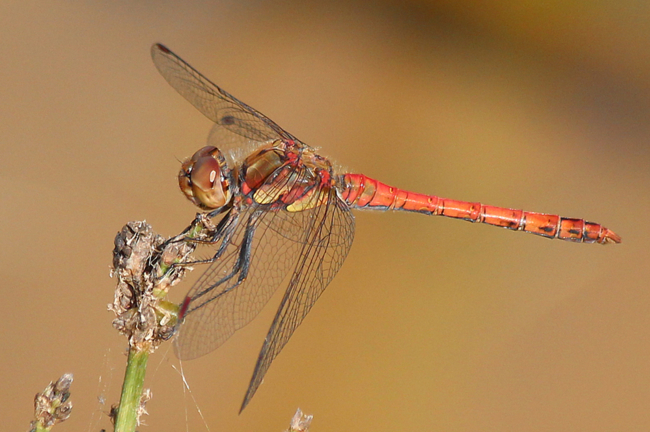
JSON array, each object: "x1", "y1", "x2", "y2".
[{"x1": 178, "y1": 146, "x2": 231, "y2": 210}]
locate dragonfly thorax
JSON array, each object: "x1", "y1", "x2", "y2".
[
  {"x1": 178, "y1": 146, "x2": 234, "y2": 211},
  {"x1": 240, "y1": 140, "x2": 333, "y2": 212}
]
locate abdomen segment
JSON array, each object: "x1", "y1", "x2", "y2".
[{"x1": 338, "y1": 173, "x2": 621, "y2": 244}]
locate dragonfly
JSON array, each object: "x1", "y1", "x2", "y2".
[{"x1": 151, "y1": 43, "x2": 621, "y2": 412}]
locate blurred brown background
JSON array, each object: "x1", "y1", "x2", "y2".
[{"x1": 2, "y1": 1, "x2": 649, "y2": 431}]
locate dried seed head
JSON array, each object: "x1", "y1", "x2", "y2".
[
  {"x1": 109, "y1": 221, "x2": 198, "y2": 352},
  {"x1": 30, "y1": 374, "x2": 74, "y2": 432}
]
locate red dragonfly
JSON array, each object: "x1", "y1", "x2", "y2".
[{"x1": 151, "y1": 44, "x2": 621, "y2": 411}]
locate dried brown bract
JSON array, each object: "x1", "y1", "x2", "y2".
[
  {"x1": 287, "y1": 408, "x2": 313, "y2": 432},
  {"x1": 136, "y1": 388, "x2": 152, "y2": 426}
]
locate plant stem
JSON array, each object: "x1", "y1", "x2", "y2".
[
  {"x1": 33, "y1": 423, "x2": 49, "y2": 432},
  {"x1": 114, "y1": 348, "x2": 149, "y2": 432}
]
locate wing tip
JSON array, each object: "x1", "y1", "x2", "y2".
[
  {"x1": 239, "y1": 391, "x2": 253, "y2": 414},
  {"x1": 239, "y1": 361, "x2": 265, "y2": 414},
  {"x1": 152, "y1": 42, "x2": 170, "y2": 54}
]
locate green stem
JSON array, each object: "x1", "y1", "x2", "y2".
[
  {"x1": 114, "y1": 348, "x2": 149, "y2": 432},
  {"x1": 34, "y1": 422, "x2": 50, "y2": 432}
]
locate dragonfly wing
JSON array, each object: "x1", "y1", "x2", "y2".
[
  {"x1": 206, "y1": 122, "x2": 269, "y2": 165},
  {"x1": 175, "y1": 166, "x2": 318, "y2": 359},
  {"x1": 151, "y1": 43, "x2": 298, "y2": 144},
  {"x1": 175, "y1": 207, "x2": 309, "y2": 359},
  {"x1": 240, "y1": 190, "x2": 355, "y2": 411}
]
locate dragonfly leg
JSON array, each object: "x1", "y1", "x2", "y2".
[
  {"x1": 157, "y1": 208, "x2": 240, "y2": 285},
  {"x1": 184, "y1": 212, "x2": 259, "y2": 314}
]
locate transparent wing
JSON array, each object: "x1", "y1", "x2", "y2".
[
  {"x1": 205, "y1": 122, "x2": 269, "y2": 166},
  {"x1": 151, "y1": 43, "x2": 299, "y2": 145},
  {"x1": 240, "y1": 189, "x2": 355, "y2": 411},
  {"x1": 174, "y1": 166, "x2": 317, "y2": 360}
]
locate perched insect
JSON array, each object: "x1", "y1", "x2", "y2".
[{"x1": 151, "y1": 43, "x2": 621, "y2": 411}]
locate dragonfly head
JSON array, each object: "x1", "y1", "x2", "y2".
[{"x1": 178, "y1": 146, "x2": 233, "y2": 211}]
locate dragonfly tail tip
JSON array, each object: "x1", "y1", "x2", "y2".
[{"x1": 603, "y1": 229, "x2": 622, "y2": 244}]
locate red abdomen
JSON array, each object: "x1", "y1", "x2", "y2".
[{"x1": 338, "y1": 173, "x2": 621, "y2": 244}]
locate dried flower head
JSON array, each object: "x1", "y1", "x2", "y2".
[
  {"x1": 30, "y1": 374, "x2": 73, "y2": 432},
  {"x1": 109, "y1": 221, "x2": 198, "y2": 352}
]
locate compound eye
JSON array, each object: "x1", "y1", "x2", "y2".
[
  {"x1": 191, "y1": 155, "x2": 220, "y2": 190},
  {"x1": 178, "y1": 146, "x2": 230, "y2": 210},
  {"x1": 178, "y1": 160, "x2": 194, "y2": 202}
]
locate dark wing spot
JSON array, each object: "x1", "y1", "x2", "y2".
[
  {"x1": 220, "y1": 115, "x2": 236, "y2": 125},
  {"x1": 155, "y1": 43, "x2": 171, "y2": 53}
]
